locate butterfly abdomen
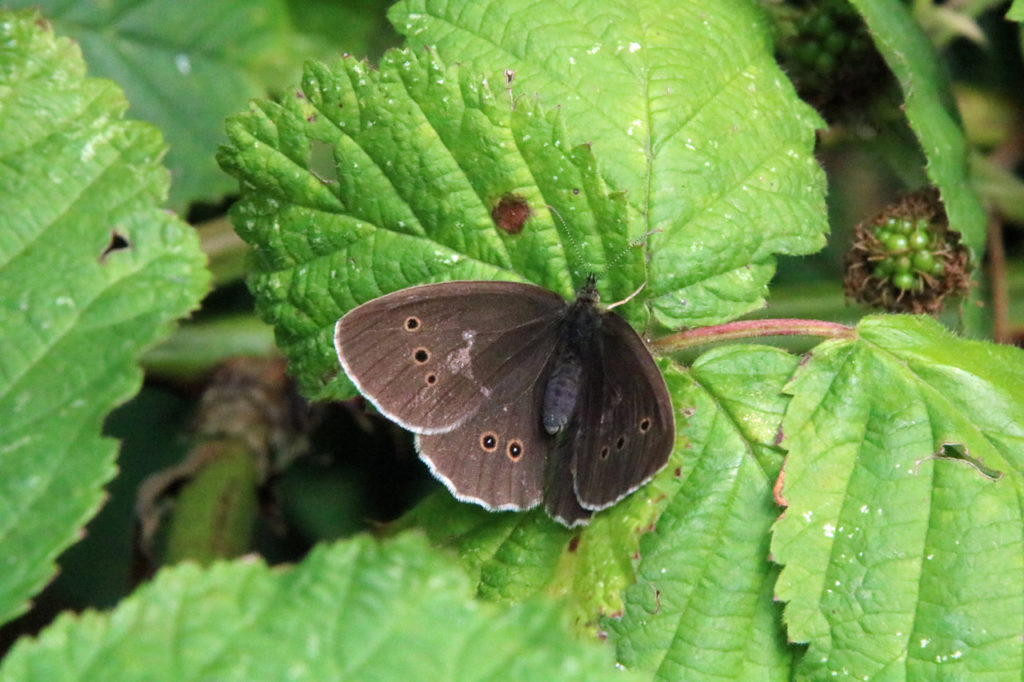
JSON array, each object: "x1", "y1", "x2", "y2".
[
  {"x1": 542, "y1": 351, "x2": 583, "y2": 435},
  {"x1": 541, "y1": 298, "x2": 600, "y2": 435}
]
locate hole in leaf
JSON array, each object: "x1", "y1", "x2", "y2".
[
  {"x1": 920, "y1": 443, "x2": 1003, "y2": 480},
  {"x1": 99, "y1": 230, "x2": 131, "y2": 262},
  {"x1": 307, "y1": 139, "x2": 338, "y2": 185}
]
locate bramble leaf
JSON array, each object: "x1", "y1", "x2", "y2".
[
  {"x1": 391, "y1": 0, "x2": 828, "y2": 328},
  {"x1": 0, "y1": 11, "x2": 208, "y2": 625},
  {"x1": 606, "y1": 346, "x2": 799, "y2": 680},
  {"x1": 4, "y1": 0, "x2": 295, "y2": 211},
  {"x1": 0, "y1": 534, "x2": 638, "y2": 682},
  {"x1": 772, "y1": 315, "x2": 1024, "y2": 679},
  {"x1": 220, "y1": 47, "x2": 642, "y2": 400}
]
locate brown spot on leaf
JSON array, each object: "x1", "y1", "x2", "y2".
[
  {"x1": 773, "y1": 468, "x2": 788, "y2": 507},
  {"x1": 491, "y1": 194, "x2": 532, "y2": 234}
]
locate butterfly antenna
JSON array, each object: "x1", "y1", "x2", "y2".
[
  {"x1": 599, "y1": 227, "x2": 662, "y2": 304},
  {"x1": 547, "y1": 204, "x2": 591, "y2": 282},
  {"x1": 603, "y1": 228, "x2": 663, "y2": 272},
  {"x1": 548, "y1": 205, "x2": 664, "y2": 293}
]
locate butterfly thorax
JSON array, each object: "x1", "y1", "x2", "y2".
[{"x1": 541, "y1": 281, "x2": 601, "y2": 435}]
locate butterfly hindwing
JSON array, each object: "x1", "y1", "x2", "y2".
[
  {"x1": 542, "y1": 440, "x2": 593, "y2": 526},
  {"x1": 570, "y1": 311, "x2": 675, "y2": 511},
  {"x1": 415, "y1": 375, "x2": 551, "y2": 511}
]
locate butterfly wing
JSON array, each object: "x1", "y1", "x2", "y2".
[
  {"x1": 334, "y1": 281, "x2": 567, "y2": 434},
  {"x1": 415, "y1": 342, "x2": 555, "y2": 511},
  {"x1": 411, "y1": 285, "x2": 572, "y2": 510},
  {"x1": 570, "y1": 311, "x2": 675, "y2": 511},
  {"x1": 542, "y1": 441, "x2": 593, "y2": 526}
]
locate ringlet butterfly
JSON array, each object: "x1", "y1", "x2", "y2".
[{"x1": 333, "y1": 274, "x2": 674, "y2": 526}]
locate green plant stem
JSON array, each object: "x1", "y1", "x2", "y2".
[
  {"x1": 197, "y1": 216, "x2": 251, "y2": 286},
  {"x1": 164, "y1": 440, "x2": 260, "y2": 565},
  {"x1": 652, "y1": 318, "x2": 855, "y2": 354},
  {"x1": 142, "y1": 315, "x2": 277, "y2": 382}
]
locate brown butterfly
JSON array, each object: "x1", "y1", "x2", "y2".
[{"x1": 334, "y1": 275, "x2": 674, "y2": 526}]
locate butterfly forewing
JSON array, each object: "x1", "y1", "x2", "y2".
[
  {"x1": 570, "y1": 312, "x2": 675, "y2": 510},
  {"x1": 334, "y1": 281, "x2": 567, "y2": 434}
]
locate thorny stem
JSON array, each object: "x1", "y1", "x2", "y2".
[{"x1": 650, "y1": 318, "x2": 856, "y2": 354}]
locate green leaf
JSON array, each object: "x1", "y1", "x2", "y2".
[
  {"x1": 1009, "y1": 1, "x2": 1024, "y2": 22},
  {"x1": 0, "y1": 534, "x2": 638, "y2": 682},
  {"x1": 849, "y1": 0, "x2": 987, "y2": 257},
  {"x1": 397, "y1": 495, "x2": 573, "y2": 599},
  {"x1": 0, "y1": 11, "x2": 209, "y2": 625},
  {"x1": 396, "y1": 361, "x2": 688, "y2": 634},
  {"x1": 217, "y1": 0, "x2": 827, "y2": 640},
  {"x1": 288, "y1": 0, "x2": 401, "y2": 64},
  {"x1": 5, "y1": 0, "x2": 295, "y2": 211},
  {"x1": 389, "y1": 0, "x2": 828, "y2": 328},
  {"x1": 219, "y1": 47, "x2": 643, "y2": 400},
  {"x1": 772, "y1": 315, "x2": 1024, "y2": 679},
  {"x1": 607, "y1": 346, "x2": 799, "y2": 680},
  {"x1": 400, "y1": 348, "x2": 798, "y2": 657}
]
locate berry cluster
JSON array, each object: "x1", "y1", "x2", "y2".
[
  {"x1": 770, "y1": 0, "x2": 888, "y2": 118},
  {"x1": 786, "y1": 6, "x2": 873, "y2": 95},
  {"x1": 843, "y1": 189, "x2": 971, "y2": 315},
  {"x1": 870, "y1": 216, "x2": 947, "y2": 291}
]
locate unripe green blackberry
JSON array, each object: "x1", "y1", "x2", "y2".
[
  {"x1": 844, "y1": 188, "x2": 971, "y2": 314},
  {"x1": 768, "y1": 0, "x2": 889, "y2": 120},
  {"x1": 866, "y1": 215, "x2": 948, "y2": 292}
]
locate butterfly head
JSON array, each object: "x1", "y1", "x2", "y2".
[{"x1": 576, "y1": 273, "x2": 600, "y2": 305}]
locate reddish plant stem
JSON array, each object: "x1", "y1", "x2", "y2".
[
  {"x1": 651, "y1": 318, "x2": 856, "y2": 354},
  {"x1": 987, "y1": 215, "x2": 1009, "y2": 344}
]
